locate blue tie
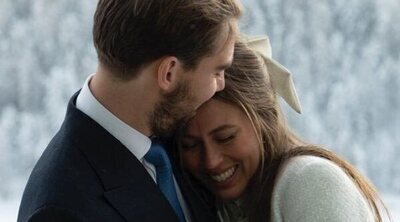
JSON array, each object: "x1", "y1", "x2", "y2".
[{"x1": 145, "y1": 141, "x2": 186, "y2": 222}]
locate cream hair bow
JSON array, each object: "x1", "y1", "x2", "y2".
[{"x1": 246, "y1": 36, "x2": 302, "y2": 114}]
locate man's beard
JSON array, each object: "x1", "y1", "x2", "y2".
[{"x1": 149, "y1": 81, "x2": 196, "y2": 138}]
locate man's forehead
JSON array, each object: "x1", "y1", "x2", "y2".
[
  {"x1": 212, "y1": 21, "x2": 237, "y2": 54},
  {"x1": 214, "y1": 35, "x2": 235, "y2": 61}
]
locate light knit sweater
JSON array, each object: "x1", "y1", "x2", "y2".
[
  {"x1": 270, "y1": 155, "x2": 374, "y2": 222},
  {"x1": 217, "y1": 156, "x2": 375, "y2": 222}
]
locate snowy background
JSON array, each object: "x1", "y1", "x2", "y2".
[{"x1": 0, "y1": 0, "x2": 399, "y2": 221}]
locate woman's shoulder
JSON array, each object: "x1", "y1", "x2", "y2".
[
  {"x1": 271, "y1": 155, "x2": 374, "y2": 222},
  {"x1": 274, "y1": 155, "x2": 350, "y2": 189},
  {"x1": 273, "y1": 155, "x2": 354, "y2": 201},
  {"x1": 279, "y1": 155, "x2": 343, "y2": 177}
]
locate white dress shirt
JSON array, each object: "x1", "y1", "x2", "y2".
[{"x1": 76, "y1": 74, "x2": 191, "y2": 222}]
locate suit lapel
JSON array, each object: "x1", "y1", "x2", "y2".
[{"x1": 64, "y1": 93, "x2": 179, "y2": 222}]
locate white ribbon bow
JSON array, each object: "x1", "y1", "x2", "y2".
[{"x1": 246, "y1": 36, "x2": 302, "y2": 114}]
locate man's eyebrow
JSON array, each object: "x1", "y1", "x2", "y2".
[{"x1": 216, "y1": 61, "x2": 232, "y2": 71}]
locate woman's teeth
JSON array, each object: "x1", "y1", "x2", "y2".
[{"x1": 210, "y1": 166, "x2": 237, "y2": 182}]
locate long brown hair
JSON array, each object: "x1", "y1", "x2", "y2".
[{"x1": 212, "y1": 40, "x2": 390, "y2": 222}]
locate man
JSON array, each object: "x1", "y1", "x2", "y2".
[{"x1": 17, "y1": 0, "x2": 242, "y2": 221}]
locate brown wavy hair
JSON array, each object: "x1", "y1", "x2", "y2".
[
  {"x1": 210, "y1": 40, "x2": 390, "y2": 222},
  {"x1": 93, "y1": 0, "x2": 242, "y2": 80}
]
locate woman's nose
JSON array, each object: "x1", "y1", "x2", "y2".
[{"x1": 203, "y1": 144, "x2": 223, "y2": 171}]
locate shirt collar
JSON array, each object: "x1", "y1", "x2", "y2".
[{"x1": 76, "y1": 74, "x2": 151, "y2": 160}]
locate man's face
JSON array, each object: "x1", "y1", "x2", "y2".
[
  {"x1": 149, "y1": 80, "x2": 193, "y2": 138},
  {"x1": 149, "y1": 29, "x2": 236, "y2": 137}
]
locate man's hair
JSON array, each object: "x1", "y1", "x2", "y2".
[{"x1": 93, "y1": 0, "x2": 242, "y2": 80}]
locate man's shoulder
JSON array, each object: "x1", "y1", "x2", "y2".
[
  {"x1": 18, "y1": 93, "x2": 109, "y2": 221},
  {"x1": 17, "y1": 141, "x2": 107, "y2": 222},
  {"x1": 21, "y1": 131, "x2": 102, "y2": 202}
]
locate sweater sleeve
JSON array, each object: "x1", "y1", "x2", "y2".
[{"x1": 270, "y1": 156, "x2": 375, "y2": 222}]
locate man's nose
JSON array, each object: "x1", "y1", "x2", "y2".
[{"x1": 216, "y1": 72, "x2": 225, "y2": 92}]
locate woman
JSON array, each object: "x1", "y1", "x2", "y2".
[{"x1": 178, "y1": 37, "x2": 389, "y2": 222}]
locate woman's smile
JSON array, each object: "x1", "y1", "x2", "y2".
[{"x1": 181, "y1": 99, "x2": 261, "y2": 200}]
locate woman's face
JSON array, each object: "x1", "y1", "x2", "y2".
[{"x1": 181, "y1": 99, "x2": 261, "y2": 200}]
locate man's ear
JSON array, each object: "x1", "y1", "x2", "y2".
[{"x1": 157, "y1": 56, "x2": 182, "y2": 92}]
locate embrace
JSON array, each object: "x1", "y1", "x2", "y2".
[{"x1": 18, "y1": 0, "x2": 389, "y2": 222}]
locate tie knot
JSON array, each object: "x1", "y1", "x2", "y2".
[{"x1": 145, "y1": 142, "x2": 171, "y2": 169}]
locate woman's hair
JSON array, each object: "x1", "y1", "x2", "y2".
[{"x1": 212, "y1": 40, "x2": 389, "y2": 222}]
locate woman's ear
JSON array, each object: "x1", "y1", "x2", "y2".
[{"x1": 157, "y1": 56, "x2": 182, "y2": 92}]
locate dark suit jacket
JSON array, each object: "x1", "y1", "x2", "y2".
[{"x1": 17, "y1": 92, "x2": 217, "y2": 222}]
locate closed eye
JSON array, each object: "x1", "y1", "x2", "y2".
[
  {"x1": 214, "y1": 134, "x2": 235, "y2": 144},
  {"x1": 215, "y1": 70, "x2": 225, "y2": 77},
  {"x1": 216, "y1": 62, "x2": 232, "y2": 72}
]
